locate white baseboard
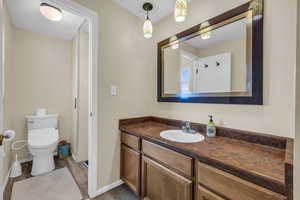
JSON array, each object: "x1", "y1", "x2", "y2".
[{"x1": 93, "y1": 180, "x2": 124, "y2": 198}]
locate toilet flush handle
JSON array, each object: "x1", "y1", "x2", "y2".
[{"x1": 27, "y1": 120, "x2": 35, "y2": 124}]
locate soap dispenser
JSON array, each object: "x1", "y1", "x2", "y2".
[{"x1": 207, "y1": 115, "x2": 216, "y2": 137}]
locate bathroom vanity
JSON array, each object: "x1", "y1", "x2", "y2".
[{"x1": 119, "y1": 117, "x2": 293, "y2": 200}]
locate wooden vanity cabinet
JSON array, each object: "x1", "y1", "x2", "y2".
[
  {"x1": 141, "y1": 156, "x2": 193, "y2": 200},
  {"x1": 196, "y1": 162, "x2": 287, "y2": 200},
  {"x1": 120, "y1": 133, "x2": 288, "y2": 200},
  {"x1": 121, "y1": 145, "x2": 141, "y2": 195},
  {"x1": 197, "y1": 185, "x2": 225, "y2": 200},
  {"x1": 121, "y1": 132, "x2": 140, "y2": 151},
  {"x1": 120, "y1": 132, "x2": 141, "y2": 196}
]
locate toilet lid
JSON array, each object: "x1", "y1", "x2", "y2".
[{"x1": 28, "y1": 128, "x2": 59, "y2": 148}]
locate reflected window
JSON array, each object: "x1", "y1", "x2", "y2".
[{"x1": 180, "y1": 68, "x2": 191, "y2": 93}]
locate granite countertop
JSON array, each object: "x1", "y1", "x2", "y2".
[{"x1": 119, "y1": 117, "x2": 293, "y2": 195}]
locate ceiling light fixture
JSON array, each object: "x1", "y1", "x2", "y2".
[
  {"x1": 40, "y1": 3, "x2": 63, "y2": 22},
  {"x1": 174, "y1": 0, "x2": 187, "y2": 22},
  {"x1": 143, "y1": 2, "x2": 153, "y2": 39}
]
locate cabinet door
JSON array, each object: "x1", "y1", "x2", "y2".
[
  {"x1": 121, "y1": 144, "x2": 141, "y2": 195},
  {"x1": 197, "y1": 185, "x2": 225, "y2": 200},
  {"x1": 142, "y1": 156, "x2": 192, "y2": 200}
]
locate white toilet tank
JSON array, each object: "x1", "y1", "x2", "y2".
[{"x1": 26, "y1": 114, "x2": 59, "y2": 130}]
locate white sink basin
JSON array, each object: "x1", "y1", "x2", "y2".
[{"x1": 160, "y1": 130, "x2": 205, "y2": 143}]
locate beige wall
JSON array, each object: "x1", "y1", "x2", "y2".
[
  {"x1": 2, "y1": 0, "x2": 14, "y2": 181},
  {"x1": 72, "y1": 0, "x2": 155, "y2": 188},
  {"x1": 5, "y1": 27, "x2": 73, "y2": 160},
  {"x1": 153, "y1": 0, "x2": 297, "y2": 138},
  {"x1": 294, "y1": 0, "x2": 300, "y2": 198}
]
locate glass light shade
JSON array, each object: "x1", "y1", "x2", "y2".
[
  {"x1": 200, "y1": 22, "x2": 212, "y2": 40},
  {"x1": 40, "y1": 3, "x2": 62, "y2": 21},
  {"x1": 174, "y1": 0, "x2": 187, "y2": 22},
  {"x1": 143, "y1": 19, "x2": 153, "y2": 39},
  {"x1": 201, "y1": 31, "x2": 212, "y2": 40}
]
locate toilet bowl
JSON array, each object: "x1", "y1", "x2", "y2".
[
  {"x1": 28, "y1": 128, "x2": 59, "y2": 176},
  {"x1": 26, "y1": 114, "x2": 59, "y2": 176}
]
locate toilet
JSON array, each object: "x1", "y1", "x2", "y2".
[{"x1": 26, "y1": 114, "x2": 59, "y2": 176}]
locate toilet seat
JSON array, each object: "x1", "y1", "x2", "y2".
[{"x1": 28, "y1": 128, "x2": 59, "y2": 149}]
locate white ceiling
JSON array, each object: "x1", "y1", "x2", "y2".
[
  {"x1": 185, "y1": 18, "x2": 247, "y2": 49},
  {"x1": 6, "y1": 0, "x2": 85, "y2": 40},
  {"x1": 112, "y1": 0, "x2": 186, "y2": 23}
]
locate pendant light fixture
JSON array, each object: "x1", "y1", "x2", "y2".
[
  {"x1": 200, "y1": 22, "x2": 212, "y2": 40},
  {"x1": 143, "y1": 3, "x2": 153, "y2": 39},
  {"x1": 40, "y1": 3, "x2": 63, "y2": 22},
  {"x1": 174, "y1": 0, "x2": 187, "y2": 22},
  {"x1": 201, "y1": 31, "x2": 212, "y2": 40},
  {"x1": 170, "y1": 36, "x2": 179, "y2": 49}
]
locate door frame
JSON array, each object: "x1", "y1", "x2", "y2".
[
  {"x1": 0, "y1": 0, "x2": 4, "y2": 198},
  {"x1": 39, "y1": 0, "x2": 99, "y2": 198}
]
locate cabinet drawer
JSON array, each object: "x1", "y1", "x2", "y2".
[
  {"x1": 142, "y1": 140, "x2": 193, "y2": 177},
  {"x1": 197, "y1": 162, "x2": 287, "y2": 200},
  {"x1": 121, "y1": 132, "x2": 140, "y2": 151},
  {"x1": 197, "y1": 185, "x2": 225, "y2": 200}
]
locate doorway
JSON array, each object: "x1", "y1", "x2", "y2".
[
  {"x1": 72, "y1": 21, "x2": 89, "y2": 165},
  {"x1": 0, "y1": 0, "x2": 99, "y2": 198}
]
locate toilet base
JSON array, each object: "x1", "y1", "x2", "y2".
[{"x1": 31, "y1": 153, "x2": 55, "y2": 176}]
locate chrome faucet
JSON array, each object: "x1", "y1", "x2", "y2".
[{"x1": 182, "y1": 121, "x2": 196, "y2": 134}]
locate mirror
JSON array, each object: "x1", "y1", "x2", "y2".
[
  {"x1": 164, "y1": 18, "x2": 247, "y2": 94},
  {"x1": 158, "y1": 0, "x2": 263, "y2": 104}
]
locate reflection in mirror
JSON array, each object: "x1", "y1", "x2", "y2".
[{"x1": 163, "y1": 17, "x2": 247, "y2": 96}]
